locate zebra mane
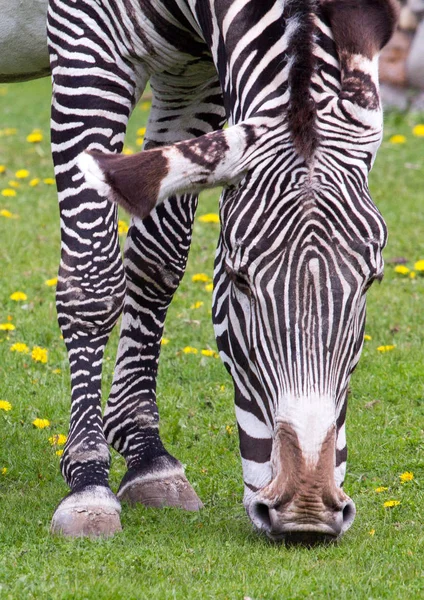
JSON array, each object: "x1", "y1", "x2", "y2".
[{"x1": 285, "y1": 0, "x2": 319, "y2": 162}]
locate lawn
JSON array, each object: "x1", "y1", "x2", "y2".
[{"x1": 0, "y1": 77, "x2": 423, "y2": 599}]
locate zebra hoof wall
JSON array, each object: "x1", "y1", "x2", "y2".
[
  {"x1": 118, "y1": 472, "x2": 203, "y2": 511},
  {"x1": 50, "y1": 486, "x2": 122, "y2": 538}
]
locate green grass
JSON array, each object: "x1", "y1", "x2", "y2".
[{"x1": 0, "y1": 78, "x2": 423, "y2": 599}]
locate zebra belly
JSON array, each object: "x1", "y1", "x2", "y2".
[{"x1": 0, "y1": 0, "x2": 49, "y2": 82}]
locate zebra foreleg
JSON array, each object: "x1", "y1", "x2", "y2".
[{"x1": 47, "y1": 2, "x2": 145, "y2": 536}]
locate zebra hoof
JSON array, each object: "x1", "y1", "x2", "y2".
[
  {"x1": 118, "y1": 464, "x2": 203, "y2": 511},
  {"x1": 50, "y1": 485, "x2": 122, "y2": 538}
]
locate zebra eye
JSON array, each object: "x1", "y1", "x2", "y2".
[{"x1": 225, "y1": 265, "x2": 251, "y2": 295}]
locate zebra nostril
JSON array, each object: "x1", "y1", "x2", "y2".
[
  {"x1": 341, "y1": 499, "x2": 356, "y2": 533},
  {"x1": 251, "y1": 501, "x2": 272, "y2": 532}
]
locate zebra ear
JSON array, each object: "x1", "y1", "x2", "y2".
[{"x1": 78, "y1": 124, "x2": 256, "y2": 220}]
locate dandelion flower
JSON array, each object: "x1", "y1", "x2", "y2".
[
  {"x1": 394, "y1": 265, "x2": 410, "y2": 275},
  {"x1": 364, "y1": 334, "x2": 372, "y2": 341},
  {"x1": 182, "y1": 346, "x2": 198, "y2": 354},
  {"x1": 136, "y1": 137, "x2": 144, "y2": 146},
  {"x1": 15, "y1": 169, "x2": 29, "y2": 179},
  {"x1": 399, "y1": 471, "x2": 414, "y2": 483},
  {"x1": 52, "y1": 368, "x2": 61, "y2": 374},
  {"x1": 4, "y1": 128, "x2": 17, "y2": 136},
  {"x1": 0, "y1": 400, "x2": 12, "y2": 411},
  {"x1": 190, "y1": 301, "x2": 204, "y2": 309},
  {"x1": 1, "y1": 189, "x2": 16, "y2": 197},
  {"x1": 44, "y1": 277, "x2": 58, "y2": 287},
  {"x1": 56, "y1": 449, "x2": 64, "y2": 456},
  {"x1": 377, "y1": 345, "x2": 395, "y2": 353},
  {"x1": 410, "y1": 271, "x2": 416, "y2": 279},
  {"x1": 118, "y1": 219, "x2": 129, "y2": 235},
  {"x1": 412, "y1": 124, "x2": 424, "y2": 137},
  {"x1": 204, "y1": 283, "x2": 213, "y2": 292},
  {"x1": 29, "y1": 178, "x2": 40, "y2": 187},
  {"x1": 31, "y1": 346, "x2": 48, "y2": 363},
  {"x1": 137, "y1": 127, "x2": 146, "y2": 136},
  {"x1": 198, "y1": 213, "x2": 219, "y2": 224},
  {"x1": 48, "y1": 433, "x2": 67, "y2": 446},
  {"x1": 201, "y1": 349, "x2": 219, "y2": 358},
  {"x1": 414, "y1": 259, "x2": 424, "y2": 272},
  {"x1": 140, "y1": 102, "x2": 151, "y2": 111},
  {"x1": 225, "y1": 425, "x2": 234, "y2": 435},
  {"x1": 383, "y1": 500, "x2": 400, "y2": 508},
  {"x1": 0, "y1": 209, "x2": 18, "y2": 218},
  {"x1": 375, "y1": 486, "x2": 388, "y2": 493},
  {"x1": 32, "y1": 418, "x2": 50, "y2": 429},
  {"x1": 192, "y1": 273, "x2": 212, "y2": 283},
  {"x1": 368, "y1": 529, "x2": 375, "y2": 536},
  {"x1": 1, "y1": 467, "x2": 7, "y2": 475},
  {"x1": 10, "y1": 342, "x2": 29, "y2": 353},
  {"x1": 122, "y1": 147, "x2": 134, "y2": 156},
  {"x1": 0, "y1": 323, "x2": 15, "y2": 331},
  {"x1": 43, "y1": 178, "x2": 55, "y2": 185},
  {"x1": 389, "y1": 134, "x2": 406, "y2": 144},
  {"x1": 161, "y1": 337, "x2": 170, "y2": 345},
  {"x1": 220, "y1": 385, "x2": 226, "y2": 392},
  {"x1": 26, "y1": 132, "x2": 43, "y2": 143},
  {"x1": 10, "y1": 291, "x2": 27, "y2": 301},
  {"x1": 0, "y1": 165, "x2": 5, "y2": 174}
]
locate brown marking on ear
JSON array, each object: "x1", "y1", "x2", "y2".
[
  {"x1": 260, "y1": 423, "x2": 347, "y2": 519},
  {"x1": 88, "y1": 150, "x2": 169, "y2": 220},
  {"x1": 321, "y1": 0, "x2": 400, "y2": 59}
]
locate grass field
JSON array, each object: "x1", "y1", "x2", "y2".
[{"x1": 0, "y1": 77, "x2": 423, "y2": 599}]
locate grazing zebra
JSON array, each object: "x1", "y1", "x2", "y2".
[{"x1": 1, "y1": 0, "x2": 398, "y2": 542}]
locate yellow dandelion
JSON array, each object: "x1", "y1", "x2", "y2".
[
  {"x1": 0, "y1": 165, "x2": 6, "y2": 174},
  {"x1": 192, "y1": 273, "x2": 212, "y2": 283},
  {"x1": 399, "y1": 471, "x2": 414, "y2": 483},
  {"x1": 136, "y1": 137, "x2": 144, "y2": 146},
  {"x1": 198, "y1": 213, "x2": 219, "y2": 224},
  {"x1": 394, "y1": 265, "x2": 410, "y2": 275},
  {"x1": 364, "y1": 334, "x2": 372, "y2": 341},
  {"x1": 383, "y1": 500, "x2": 400, "y2": 508},
  {"x1": 201, "y1": 349, "x2": 219, "y2": 358},
  {"x1": 182, "y1": 346, "x2": 198, "y2": 354},
  {"x1": 10, "y1": 342, "x2": 29, "y2": 353},
  {"x1": 225, "y1": 425, "x2": 234, "y2": 435},
  {"x1": 1, "y1": 189, "x2": 16, "y2": 197},
  {"x1": 32, "y1": 418, "x2": 50, "y2": 429},
  {"x1": 377, "y1": 345, "x2": 396, "y2": 353},
  {"x1": 0, "y1": 323, "x2": 15, "y2": 331},
  {"x1": 8, "y1": 180, "x2": 19, "y2": 188},
  {"x1": 48, "y1": 433, "x2": 67, "y2": 446},
  {"x1": 26, "y1": 132, "x2": 43, "y2": 143},
  {"x1": 161, "y1": 337, "x2": 170, "y2": 345},
  {"x1": 118, "y1": 219, "x2": 129, "y2": 235},
  {"x1": 137, "y1": 127, "x2": 147, "y2": 136},
  {"x1": 410, "y1": 271, "x2": 416, "y2": 279},
  {"x1": 375, "y1": 486, "x2": 388, "y2": 493},
  {"x1": 1, "y1": 467, "x2": 7, "y2": 475},
  {"x1": 43, "y1": 178, "x2": 55, "y2": 185},
  {"x1": 204, "y1": 283, "x2": 214, "y2": 292},
  {"x1": 389, "y1": 134, "x2": 406, "y2": 144},
  {"x1": 4, "y1": 128, "x2": 17, "y2": 136},
  {"x1": 0, "y1": 209, "x2": 18, "y2": 218},
  {"x1": 140, "y1": 102, "x2": 151, "y2": 111},
  {"x1": 190, "y1": 301, "x2": 204, "y2": 309},
  {"x1": 29, "y1": 178, "x2": 40, "y2": 187},
  {"x1": 368, "y1": 529, "x2": 375, "y2": 536},
  {"x1": 44, "y1": 277, "x2": 58, "y2": 287},
  {"x1": 31, "y1": 346, "x2": 48, "y2": 364},
  {"x1": 220, "y1": 385, "x2": 226, "y2": 391},
  {"x1": 15, "y1": 169, "x2": 30, "y2": 179},
  {"x1": 0, "y1": 400, "x2": 12, "y2": 411},
  {"x1": 52, "y1": 368, "x2": 61, "y2": 374},
  {"x1": 10, "y1": 291, "x2": 27, "y2": 301},
  {"x1": 413, "y1": 259, "x2": 424, "y2": 272},
  {"x1": 122, "y1": 147, "x2": 134, "y2": 155},
  {"x1": 56, "y1": 449, "x2": 64, "y2": 456},
  {"x1": 412, "y1": 124, "x2": 424, "y2": 137}
]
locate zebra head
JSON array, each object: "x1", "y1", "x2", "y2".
[{"x1": 79, "y1": 0, "x2": 398, "y2": 543}]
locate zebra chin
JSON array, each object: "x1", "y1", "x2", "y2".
[{"x1": 243, "y1": 424, "x2": 356, "y2": 545}]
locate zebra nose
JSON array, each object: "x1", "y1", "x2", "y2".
[{"x1": 249, "y1": 497, "x2": 356, "y2": 544}]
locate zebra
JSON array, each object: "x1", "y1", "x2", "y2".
[{"x1": 1, "y1": 0, "x2": 398, "y2": 542}]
